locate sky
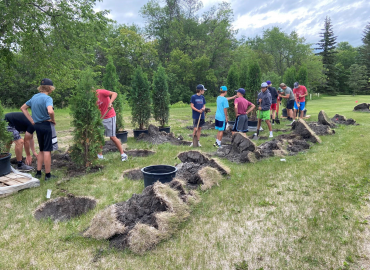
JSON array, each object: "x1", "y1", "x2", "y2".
[{"x1": 95, "y1": 0, "x2": 370, "y2": 46}]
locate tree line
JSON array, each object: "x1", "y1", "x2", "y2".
[{"x1": 1, "y1": 0, "x2": 370, "y2": 108}]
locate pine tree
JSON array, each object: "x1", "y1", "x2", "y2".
[
  {"x1": 0, "y1": 102, "x2": 12, "y2": 153},
  {"x1": 239, "y1": 62, "x2": 248, "y2": 89},
  {"x1": 70, "y1": 69, "x2": 105, "y2": 168},
  {"x1": 360, "y1": 23, "x2": 370, "y2": 91},
  {"x1": 316, "y1": 16, "x2": 338, "y2": 95},
  {"x1": 226, "y1": 64, "x2": 239, "y2": 121},
  {"x1": 130, "y1": 67, "x2": 151, "y2": 130},
  {"x1": 283, "y1": 67, "x2": 296, "y2": 89},
  {"x1": 247, "y1": 62, "x2": 262, "y2": 103},
  {"x1": 152, "y1": 64, "x2": 170, "y2": 127},
  {"x1": 346, "y1": 64, "x2": 368, "y2": 95},
  {"x1": 103, "y1": 56, "x2": 125, "y2": 131}
]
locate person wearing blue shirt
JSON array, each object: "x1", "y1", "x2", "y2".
[
  {"x1": 214, "y1": 86, "x2": 236, "y2": 147},
  {"x1": 190, "y1": 84, "x2": 207, "y2": 147}
]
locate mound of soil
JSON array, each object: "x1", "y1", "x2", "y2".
[
  {"x1": 354, "y1": 103, "x2": 370, "y2": 112},
  {"x1": 34, "y1": 194, "x2": 96, "y2": 222},
  {"x1": 331, "y1": 114, "x2": 358, "y2": 125},
  {"x1": 318, "y1": 110, "x2": 336, "y2": 128},
  {"x1": 122, "y1": 168, "x2": 142, "y2": 180},
  {"x1": 84, "y1": 180, "x2": 198, "y2": 254},
  {"x1": 138, "y1": 125, "x2": 192, "y2": 146},
  {"x1": 126, "y1": 150, "x2": 156, "y2": 157},
  {"x1": 186, "y1": 120, "x2": 215, "y2": 130},
  {"x1": 307, "y1": 122, "x2": 335, "y2": 135},
  {"x1": 102, "y1": 141, "x2": 120, "y2": 154},
  {"x1": 292, "y1": 119, "x2": 322, "y2": 143}
]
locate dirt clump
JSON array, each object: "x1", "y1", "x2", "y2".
[
  {"x1": 34, "y1": 194, "x2": 96, "y2": 222},
  {"x1": 318, "y1": 110, "x2": 336, "y2": 127},
  {"x1": 84, "y1": 180, "x2": 199, "y2": 254},
  {"x1": 216, "y1": 133, "x2": 258, "y2": 163},
  {"x1": 123, "y1": 168, "x2": 142, "y2": 180},
  {"x1": 331, "y1": 114, "x2": 358, "y2": 125},
  {"x1": 307, "y1": 122, "x2": 335, "y2": 135},
  {"x1": 354, "y1": 103, "x2": 370, "y2": 112},
  {"x1": 292, "y1": 119, "x2": 322, "y2": 143},
  {"x1": 138, "y1": 125, "x2": 192, "y2": 146}
]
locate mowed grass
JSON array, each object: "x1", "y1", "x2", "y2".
[{"x1": 1, "y1": 95, "x2": 370, "y2": 269}]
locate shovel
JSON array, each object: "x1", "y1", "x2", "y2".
[
  {"x1": 193, "y1": 113, "x2": 202, "y2": 147},
  {"x1": 252, "y1": 110, "x2": 261, "y2": 140},
  {"x1": 101, "y1": 107, "x2": 112, "y2": 119}
]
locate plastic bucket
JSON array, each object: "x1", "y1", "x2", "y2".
[
  {"x1": 133, "y1": 129, "x2": 149, "y2": 139},
  {"x1": 158, "y1": 126, "x2": 171, "y2": 133},
  {"x1": 116, "y1": 131, "x2": 128, "y2": 143},
  {"x1": 0, "y1": 153, "x2": 12, "y2": 176},
  {"x1": 141, "y1": 165, "x2": 177, "y2": 187}
]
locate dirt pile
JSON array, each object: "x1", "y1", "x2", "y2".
[
  {"x1": 84, "y1": 180, "x2": 199, "y2": 254},
  {"x1": 34, "y1": 194, "x2": 96, "y2": 222},
  {"x1": 331, "y1": 114, "x2": 358, "y2": 125},
  {"x1": 216, "y1": 133, "x2": 258, "y2": 163},
  {"x1": 122, "y1": 168, "x2": 142, "y2": 180},
  {"x1": 292, "y1": 119, "x2": 322, "y2": 143},
  {"x1": 307, "y1": 122, "x2": 335, "y2": 135},
  {"x1": 318, "y1": 110, "x2": 336, "y2": 128},
  {"x1": 138, "y1": 125, "x2": 192, "y2": 145},
  {"x1": 102, "y1": 141, "x2": 156, "y2": 157},
  {"x1": 175, "y1": 151, "x2": 230, "y2": 189},
  {"x1": 186, "y1": 120, "x2": 215, "y2": 130},
  {"x1": 354, "y1": 103, "x2": 370, "y2": 112}
]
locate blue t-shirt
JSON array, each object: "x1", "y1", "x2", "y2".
[
  {"x1": 215, "y1": 96, "x2": 229, "y2": 121},
  {"x1": 25, "y1": 93, "x2": 53, "y2": 123},
  {"x1": 190, "y1": 94, "x2": 206, "y2": 119}
]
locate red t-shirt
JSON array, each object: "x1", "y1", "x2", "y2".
[
  {"x1": 234, "y1": 97, "x2": 253, "y2": 115},
  {"x1": 293, "y1": 86, "x2": 307, "y2": 102},
  {"x1": 96, "y1": 89, "x2": 116, "y2": 119}
]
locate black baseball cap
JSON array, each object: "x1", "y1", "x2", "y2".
[
  {"x1": 40, "y1": 78, "x2": 53, "y2": 86},
  {"x1": 196, "y1": 84, "x2": 207, "y2": 90}
]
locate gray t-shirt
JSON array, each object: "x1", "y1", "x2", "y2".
[{"x1": 284, "y1": 87, "x2": 295, "y2": 101}]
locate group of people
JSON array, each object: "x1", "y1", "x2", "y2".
[
  {"x1": 190, "y1": 81, "x2": 307, "y2": 147},
  {"x1": 4, "y1": 79, "x2": 127, "y2": 180}
]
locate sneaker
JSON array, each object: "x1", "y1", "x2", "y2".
[
  {"x1": 97, "y1": 154, "x2": 104, "y2": 160},
  {"x1": 189, "y1": 142, "x2": 193, "y2": 147},
  {"x1": 121, "y1": 154, "x2": 128, "y2": 162},
  {"x1": 269, "y1": 133, "x2": 273, "y2": 138},
  {"x1": 34, "y1": 173, "x2": 42, "y2": 179},
  {"x1": 17, "y1": 163, "x2": 33, "y2": 172},
  {"x1": 45, "y1": 175, "x2": 58, "y2": 181},
  {"x1": 213, "y1": 141, "x2": 218, "y2": 147},
  {"x1": 198, "y1": 141, "x2": 202, "y2": 147},
  {"x1": 259, "y1": 127, "x2": 264, "y2": 131},
  {"x1": 272, "y1": 122, "x2": 275, "y2": 125}
]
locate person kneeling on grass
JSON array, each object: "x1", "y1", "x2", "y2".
[
  {"x1": 4, "y1": 112, "x2": 38, "y2": 172},
  {"x1": 213, "y1": 86, "x2": 236, "y2": 148},
  {"x1": 96, "y1": 89, "x2": 128, "y2": 161},
  {"x1": 190, "y1": 84, "x2": 207, "y2": 147},
  {"x1": 21, "y1": 78, "x2": 58, "y2": 181},
  {"x1": 256, "y1": 82, "x2": 273, "y2": 138},
  {"x1": 232, "y1": 88, "x2": 255, "y2": 135}
]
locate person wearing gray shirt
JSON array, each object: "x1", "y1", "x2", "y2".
[{"x1": 279, "y1": 83, "x2": 294, "y2": 121}]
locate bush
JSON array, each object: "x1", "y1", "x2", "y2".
[
  {"x1": 152, "y1": 64, "x2": 170, "y2": 127},
  {"x1": 130, "y1": 67, "x2": 151, "y2": 130},
  {"x1": 0, "y1": 102, "x2": 12, "y2": 153},
  {"x1": 283, "y1": 67, "x2": 296, "y2": 89},
  {"x1": 69, "y1": 69, "x2": 105, "y2": 168}
]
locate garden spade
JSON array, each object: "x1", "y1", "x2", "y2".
[
  {"x1": 252, "y1": 109, "x2": 261, "y2": 140},
  {"x1": 101, "y1": 107, "x2": 112, "y2": 119},
  {"x1": 193, "y1": 113, "x2": 202, "y2": 147}
]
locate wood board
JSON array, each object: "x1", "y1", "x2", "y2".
[{"x1": 0, "y1": 168, "x2": 40, "y2": 197}]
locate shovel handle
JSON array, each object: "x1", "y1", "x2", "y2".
[{"x1": 101, "y1": 107, "x2": 112, "y2": 119}]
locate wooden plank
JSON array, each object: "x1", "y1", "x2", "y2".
[
  {"x1": 0, "y1": 176, "x2": 10, "y2": 182},
  {"x1": 1, "y1": 179, "x2": 23, "y2": 186},
  {"x1": 6, "y1": 174, "x2": 19, "y2": 179},
  {"x1": 15, "y1": 177, "x2": 30, "y2": 183}
]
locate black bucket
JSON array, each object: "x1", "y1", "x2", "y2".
[
  {"x1": 0, "y1": 153, "x2": 12, "y2": 176},
  {"x1": 133, "y1": 129, "x2": 149, "y2": 139},
  {"x1": 158, "y1": 126, "x2": 171, "y2": 133},
  {"x1": 282, "y1": 108, "x2": 287, "y2": 117},
  {"x1": 141, "y1": 165, "x2": 178, "y2": 187},
  {"x1": 248, "y1": 120, "x2": 258, "y2": 132},
  {"x1": 116, "y1": 131, "x2": 128, "y2": 143}
]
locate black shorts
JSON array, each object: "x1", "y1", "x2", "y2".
[
  {"x1": 232, "y1": 115, "x2": 248, "y2": 132},
  {"x1": 287, "y1": 100, "x2": 294, "y2": 110},
  {"x1": 193, "y1": 118, "x2": 205, "y2": 128},
  {"x1": 34, "y1": 122, "x2": 58, "y2": 152}
]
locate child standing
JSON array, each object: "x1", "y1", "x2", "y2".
[
  {"x1": 256, "y1": 82, "x2": 273, "y2": 138},
  {"x1": 232, "y1": 88, "x2": 255, "y2": 134},
  {"x1": 190, "y1": 84, "x2": 207, "y2": 147}
]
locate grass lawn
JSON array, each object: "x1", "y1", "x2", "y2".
[{"x1": 1, "y1": 95, "x2": 370, "y2": 269}]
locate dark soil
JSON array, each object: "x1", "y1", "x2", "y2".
[
  {"x1": 102, "y1": 141, "x2": 120, "y2": 154},
  {"x1": 126, "y1": 150, "x2": 156, "y2": 157},
  {"x1": 188, "y1": 133, "x2": 210, "y2": 137},
  {"x1": 186, "y1": 120, "x2": 215, "y2": 130},
  {"x1": 331, "y1": 114, "x2": 358, "y2": 125},
  {"x1": 216, "y1": 133, "x2": 258, "y2": 163},
  {"x1": 292, "y1": 119, "x2": 321, "y2": 143},
  {"x1": 34, "y1": 194, "x2": 96, "y2": 222},
  {"x1": 353, "y1": 103, "x2": 370, "y2": 112},
  {"x1": 307, "y1": 122, "x2": 335, "y2": 135},
  {"x1": 138, "y1": 125, "x2": 192, "y2": 146},
  {"x1": 122, "y1": 168, "x2": 142, "y2": 180}
]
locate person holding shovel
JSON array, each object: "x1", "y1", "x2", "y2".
[
  {"x1": 190, "y1": 84, "x2": 207, "y2": 147},
  {"x1": 96, "y1": 89, "x2": 128, "y2": 161},
  {"x1": 293, "y1": 82, "x2": 308, "y2": 120},
  {"x1": 256, "y1": 82, "x2": 273, "y2": 138},
  {"x1": 213, "y1": 86, "x2": 236, "y2": 147},
  {"x1": 232, "y1": 88, "x2": 255, "y2": 135},
  {"x1": 279, "y1": 83, "x2": 295, "y2": 122},
  {"x1": 21, "y1": 78, "x2": 58, "y2": 180}
]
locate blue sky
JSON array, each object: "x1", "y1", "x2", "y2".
[{"x1": 95, "y1": 0, "x2": 370, "y2": 46}]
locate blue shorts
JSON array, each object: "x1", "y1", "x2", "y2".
[
  {"x1": 215, "y1": 119, "x2": 226, "y2": 131},
  {"x1": 294, "y1": 101, "x2": 305, "y2": 111}
]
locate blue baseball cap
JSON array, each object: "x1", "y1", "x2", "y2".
[
  {"x1": 235, "y1": 88, "x2": 245, "y2": 95},
  {"x1": 220, "y1": 86, "x2": 227, "y2": 91},
  {"x1": 266, "y1": 80, "x2": 272, "y2": 85},
  {"x1": 196, "y1": 84, "x2": 207, "y2": 90},
  {"x1": 41, "y1": 78, "x2": 53, "y2": 86},
  {"x1": 294, "y1": 82, "x2": 299, "y2": 88}
]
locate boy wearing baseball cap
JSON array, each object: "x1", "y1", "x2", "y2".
[
  {"x1": 266, "y1": 81, "x2": 278, "y2": 124},
  {"x1": 232, "y1": 88, "x2": 255, "y2": 134},
  {"x1": 190, "y1": 84, "x2": 207, "y2": 147},
  {"x1": 256, "y1": 82, "x2": 273, "y2": 138},
  {"x1": 293, "y1": 82, "x2": 308, "y2": 120},
  {"x1": 214, "y1": 86, "x2": 236, "y2": 147},
  {"x1": 21, "y1": 78, "x2": 58, "y2": 181}
]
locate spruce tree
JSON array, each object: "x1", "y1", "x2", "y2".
[
  {"x1": 360, "y1": 23, "x2": 370, "y2": 91},
  {"x1": 316, "y1": 16, "x2": 338, "y2": 95},
  {"x1": 247, "y1": 62, "x2": 262, "y2": 103},
  {"x1": 130, "y1": 67, "x2": 151, "y2": 130},
  {"x1": 226, "y1": 64, "x2": 239, "y2": 121},
  {"x1": 70, "y1": 69, "x2": 105, "y2": 168},
  {"x1": 0, "y1": 102, "x2": 12, "y2": 153},
  {"x1": 283, "y1": 67, "x2": 296, "y2": 89},
  {"x1": 103, "y1": 56, "x2": 125, "y2": 131},
  {"x1": 346, "y1": 64, "x2": 368, "y2": 95},
  {"x1": 152, "y1": 64, "x2": 170, "y2": 128}
]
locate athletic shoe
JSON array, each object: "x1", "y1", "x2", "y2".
[
  {"x1": 289, "y1": 120, "x2": 295, "y2": 126},
  {"x1": 17, "y1": 163, "x2": 33, "y2": 172},
  {"x1": 272, "y1": 122, "x2": 275, "y2": 125},
  {"x1": 213, "y1": 141, "x2": 218, "y2": 147},
  {"x1": 269, "y1": 133, "x2": 273, "y2": 138},
  {"x1": 45, "y1": 175, "x2": 58, "y2": 181},
  {"x1": 34, "y1": 173, "x2": 42, "y2": 179},
  {"x1": 189, "y1": 142, "x2": 193, "y2": 147},
  {"x1": 121, "y1": 154, "x2": 128, "y2": 162},
  {"x1": 259, "y1": 127, "x2": 264, "y2": 131},
  {"x1": 198, "y1": 141, "x2": 202, "y2": 147}
]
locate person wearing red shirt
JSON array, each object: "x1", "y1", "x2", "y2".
[
  {"x1": 293, "y1": 82, "x2": 308, "y2": 120},
  {"x1": 96, "y1": 89, "x2": 128, "y2": 161}
]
